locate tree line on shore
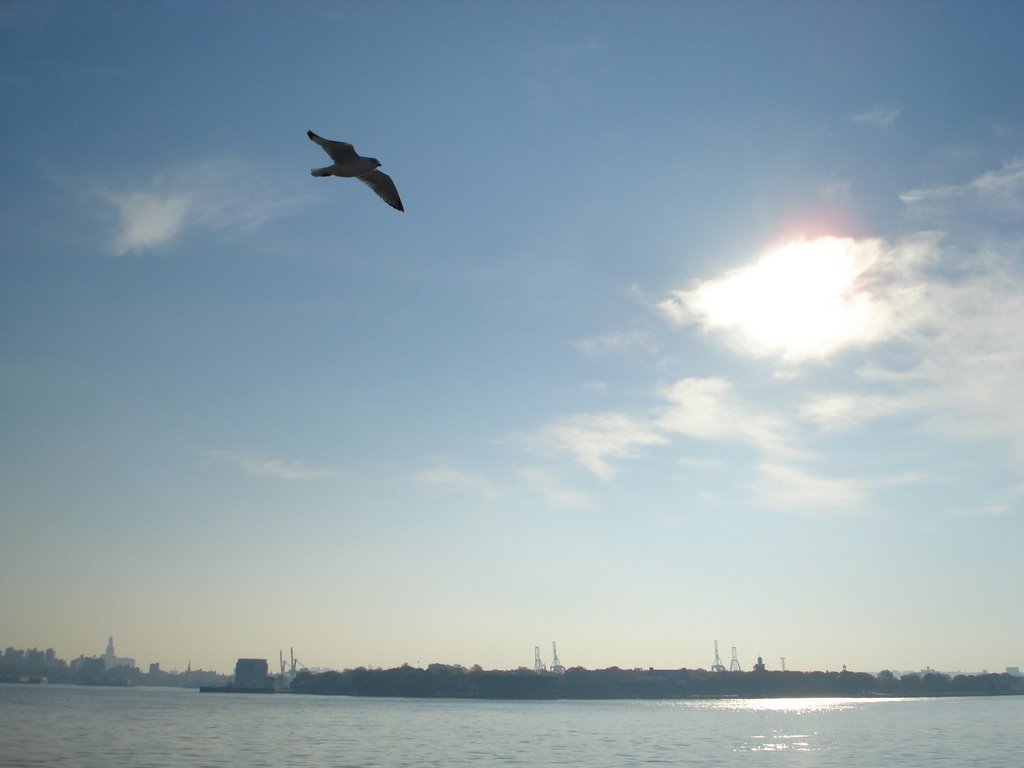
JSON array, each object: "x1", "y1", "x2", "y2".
[{"x1": 290, "y1": 663, "x2": 1024, "y2": 699}]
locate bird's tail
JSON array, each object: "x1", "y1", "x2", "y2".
[{"x1": 310, "y1": 167, "x2": 333, "y2": 177}]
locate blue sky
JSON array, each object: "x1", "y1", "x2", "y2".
[{"x1": 2, "y1": 1, "x2": 1023, "y2": 675}]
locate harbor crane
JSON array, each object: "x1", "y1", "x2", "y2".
[
  {"x1": 711, "y1": 641, "x2": 727, "y2": 672},
  {"x1": 279, "y1": 647, "x2": 306, "y2": 680},
  {"x1": 550, "y1": 642, "x2": 565, "y2": 675}
]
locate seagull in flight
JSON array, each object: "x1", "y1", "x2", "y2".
[{"x1": 307, "y1": 130, "x2": 404, "y2": 212}]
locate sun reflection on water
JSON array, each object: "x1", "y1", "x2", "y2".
[
  {"x1": 742, "y1": 734, "x2": 817, "y2": 753},
  {"x1": 647, "y1": 696, "x2": 907, "y2": 713},
  {"x1": 719, "y1": 696, "x2": 873, "y2": 713},
  {"x1": 638, "y1": 697, "x2": 916, "y2": 754}
]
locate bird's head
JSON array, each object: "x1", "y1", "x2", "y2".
[{"x1": 369, "y1": 158, "x2": 382, "y2": 169}]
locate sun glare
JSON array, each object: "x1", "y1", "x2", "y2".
[{"x1": 680, "y1": 237, "x2": 891, "y2": 362}]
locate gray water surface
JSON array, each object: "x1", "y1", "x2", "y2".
[{"x1": 3, "y1": 684, "x2": 1022, "y2": 767}]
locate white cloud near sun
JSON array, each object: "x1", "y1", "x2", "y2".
[
  {"x1": 524, "y1": 200, "x2": 1024, "y2": 513},
  {"x1": 659, "y1": 228, "x2": 1024, "y2": 452},
  {"x1": 658, "y1": 236, "x2": 914, "y2": 364},
  {"x1": 102, "y1": 157, "x2": 304, "y2": 255},
  {"x1": 673, "y1": 231, "x2": 986, "y2": 369}
]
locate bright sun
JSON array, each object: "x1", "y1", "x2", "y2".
[{"x1": 670, "y1": 236, "x2": 893, "y2": 362}]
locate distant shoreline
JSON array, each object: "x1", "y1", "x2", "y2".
[
  {"x1": 4, "y1": 679, "x2": 1023, "y2": 701},
  {"x1": 288, "y1": 665, "x2": 1024, "y2": 700}
]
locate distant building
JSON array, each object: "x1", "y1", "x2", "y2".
[
  {"x1": 73, "y1": 656, "x2": 106, "y2": 676},
  {"x1": 103, "y1": 636, "x2": 136, "y2": 670},
  {"x1": 1008, "y1": 667, "x2": 1021, "y2": 677},
  {"x1": 752, "y1": 656, "x2": 766, "y2": 673},
  {"x1": 234, "y1": 658, "x2": 272, "y2": 689},
  {"x1": 149, "y1": 662, "x2": 161, "y2": 675}
]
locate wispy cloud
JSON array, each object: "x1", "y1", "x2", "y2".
[
  {"x1": 675, "y1": 455, "x2": 725, "y2": 472},
  {"x1": 571, "y1": 330, "x2": 657, "y2": 356},
  {"x1": 818, "y1": 176, "x2": 852, "y2": 203},
  {"x1": 754, "y1": 462, "x2": 870, "y2": 513},
  {"x1": 412, "y1": 461, "x2": 592, "y2": 510},
  {"x1": 209, "y1": 451, "x2": 338, "y2": 480},
  {"x1": 799, "y1": 391, "x2": 912, "y2": 432},
  {"x1": 105, "y1": 191, "x2": 190, "y2": 255},
  {"x1": 529, "y1": 411, "x2": 668, "y2": 480},
  {"x1": 101, "y1": 157, "x2": 305, "y2": 255},
  {"x1": 851, "y1": 104, "x2": 901, "y2": 126},
  {"x1": 657, "y1": 377, "x2": 795, "y2": 457},
  {"x1": 525, "y1": 376, "x2": 795, "y2": 480},
  {"x1": 900, "y1": 158, "x2": 1024, "y2": 214},
  {"x1": 412, "y1": 463, "x2": 503, "y2": 499},
  {"x1": 965, "y1": 484, "x2": 1024, "y2": 517},
  {"x1": 902, "y1": 252, "x2": 1024, "y2": 449},
  {"x1": 518, "y1": 467, "x2": 592, "y2": 510},
  {"x1": 523, "y1": 375, "x2": 930, "y2": 513},
  {"x1": 887, "y1": 162, "x2": 1024, "y2": 458}
]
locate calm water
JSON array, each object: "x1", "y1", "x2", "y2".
[{"x1": 2, "y1": 684, "x2": 1022, "y2": 766}]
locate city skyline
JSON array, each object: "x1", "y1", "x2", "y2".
[{"x1": 2, "y1": 2, "x2": 1024, "y2": 675}]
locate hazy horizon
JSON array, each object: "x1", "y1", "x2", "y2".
[{"x1": 2, "y1": 1, "x2": 1023, "y2": 676}]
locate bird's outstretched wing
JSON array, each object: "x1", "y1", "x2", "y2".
[
  {"x1": 358, "y1": 170, "x2": 404, "y2": 212},
  {"x1": 307, "y1": 130, "x2": 358, "y2": 163}
]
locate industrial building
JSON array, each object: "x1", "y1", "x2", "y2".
[{"x1": 234, "y1": 658, "x2": 272, "y2": 689}]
